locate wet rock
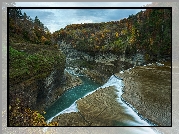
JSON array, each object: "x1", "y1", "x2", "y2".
[{"x1": 115, "y1": 62, "x2": 171, "y2": 126}]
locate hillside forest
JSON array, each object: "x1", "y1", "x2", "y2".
[
  {"x1": 9, "y1": 8, "x2": 171, "y2": 60},
  {"x1": 8, "y1": 7, "x2": 171, "y2": 126}
]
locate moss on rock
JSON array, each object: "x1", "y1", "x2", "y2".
[
  {"x1": 9, "y1": 43, "x2": 66, "y2": 85},
  {"x1": 9, "y1": 43, "x2": 66, "y2": 126}
]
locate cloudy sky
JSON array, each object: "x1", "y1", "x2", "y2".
[{"x1": 15, "y1": 2, "x2": 152, "y2": 33}]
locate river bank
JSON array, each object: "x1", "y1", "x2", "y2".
[
  {"x1": 51, "y1": 85, "x2": 151, "y2": 126},
  {"x1": 115, "y1": 61, "x2": 171, "y2": 126},
  {"x1": 49, "y1": 61, "x2": 171, "y2": 126}
]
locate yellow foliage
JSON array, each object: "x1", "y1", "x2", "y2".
[
  {"x1": 150, "y1": 38, "x2": 153, "y2": 45},
  {"x1": 9, "y1": 98, "x2": 59, "y2": 126},
  {"x1": 115, "y1": 32, "x2": 119, "y2": 37},
  {"x1": 121, "y1": 30, "x2": 125, "y2": 35},
  {"x1": 55, "y1": 44, "x2": 59, "y2": 49},
  {"x1": 95, "y1": 37, "x2": 99, "y2": 41},
  {"x1": 95, "y1": 45, "x2": 100, "y2": 49},
  {"x1": 41, "y1": 36, "x2": 47, "y2": 43},
  {"x1": 91, "y1": 33, "x2": 95, "y2": 36}
]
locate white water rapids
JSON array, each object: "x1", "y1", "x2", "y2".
[{"x1": 45, "y1": 69, "x2": 159, "y2": 134}]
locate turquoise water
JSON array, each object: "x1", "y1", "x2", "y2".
[
  {"x1": 42, "y1": 73, "x2": 159, "y2": 134},
  {"x1": 43, "y1": 66, "x2": 158, "y2": 127},
  {"x1": 44, "y1": 74, "x2": 154, "y2": 126},
  {"x1": 44, "y1": 76, "x2": 101, "y2": 121}
]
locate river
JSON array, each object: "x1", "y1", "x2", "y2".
[
  {"x1": 44, "y1": 75, "x2": 101, "y2": 121},
  {"x1": 43, "y1": 61, "x2": 170, "y2": 131}
]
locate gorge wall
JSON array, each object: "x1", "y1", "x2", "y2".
[
  {"x1": 59, "y1": 41, "x2": 148, "y2": 84},
  {"x1": 9, "y1": 43, "x2": 66, "y2": 113}
]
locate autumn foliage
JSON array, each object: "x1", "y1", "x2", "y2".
[
  {"x1": 54, "y1": 8, "x2": 171, "y2": 60},
  {"x1": 9, "y1": 8, "x2": 171, "y2": 60},
  {"x1": 8, "y1": 7, "x2": 171, "y2": 126},
  {"x1": 9, "y1": 9, "x2": 52, "y2": 45},
  {"x1": 9, "y1": 97, "x2": 58, "y2": 126}
]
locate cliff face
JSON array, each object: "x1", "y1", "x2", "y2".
[
  {"x1": 36, "y1": 69, "x2": 65, "y2": 111},
  {"x1": 9, "y1": 43, "x2": 66, "y2": 112},
  {"x1": 59, "y1": 41, "x2": 146, "y2": 84},
  {"x1": 9, "y1": 69, "x2": 64, "y2": 112}
]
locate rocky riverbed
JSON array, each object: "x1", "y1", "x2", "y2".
[
  {"x1": 51, "y1": 86, "x2": 140, "y2": 126},
  {"x1": 48, "y1": 42, "x2": 171, "y2": 126},
  {"x1": 115, "y1": 61, "x2": 171, "y2": 126},
  {"x1": 50, "y1": 61, "x2": 171, "y2": 126}
]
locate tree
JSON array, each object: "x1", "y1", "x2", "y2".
[{"x1": 9, "y1": 8, "x2": 23, "y2": 25}]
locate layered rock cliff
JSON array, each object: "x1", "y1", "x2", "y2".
[{"x1": 9, "y1": 43, "x2": 66, "y2": 112}]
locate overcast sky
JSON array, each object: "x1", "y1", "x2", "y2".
[{"x1": 15, "y1": 2, "x2": 152, "y2": 33}]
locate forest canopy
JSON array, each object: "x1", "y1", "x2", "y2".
[
  {"x1": 9, "y1": 8, "x2": 52, "y2": 45},
  {"x1": 9, "y1": 8, "x2": 171, "y2": 60},
  {"x1": 54, "y1": 8, "x2": 171, "y2": 59}
]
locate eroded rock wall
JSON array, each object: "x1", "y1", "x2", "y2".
[{"x1": 9, "y1": 69, "x2": 65, "y2": 112}]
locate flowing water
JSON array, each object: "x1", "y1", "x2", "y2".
[
  {"x1": 44, "y1": 75, "x2": 101, "y2": 121},
  {"x1": 45, "y1": 69, "x2": 152, "y2": 126},
  {"x1": 44, "y1": 75, "x2": 154, "y2": 126},
  {"x1": 43, "y1": 62, "x2": 170, "y2": 134},
  {"x1": 115, "y1": 61, "x2": 171, "y2": 126}
]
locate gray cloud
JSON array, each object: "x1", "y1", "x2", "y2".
[
  {"x1": 22, "y1": 9, "x2": 55, "y2": 20},
  {"x1": 17, "y1": 2, "x2": 151, "y2": 32}
]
